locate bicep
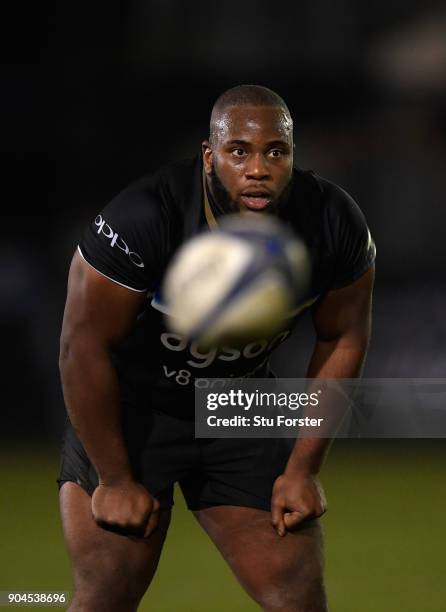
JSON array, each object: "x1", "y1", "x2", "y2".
[
  {"x1": 61, "y1": 251, "x2": 147, "y2": 350},
  {"x1": 312, "y1": 266, "x2": 375, "y2": 344}
]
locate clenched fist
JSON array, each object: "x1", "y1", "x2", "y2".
[
  {"x1": 271, "y1": 472, "x2": 327, "y2": 537},
  {"x1": 92, "y1": 480, "x2": 160, "y2": 538}
]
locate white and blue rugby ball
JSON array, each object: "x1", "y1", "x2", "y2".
[{"x1": 162, "y1": 215, "x2": 310, "y2": 345}]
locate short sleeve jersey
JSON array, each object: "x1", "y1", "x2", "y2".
[{"x1": 78, "y1": 156, "x2": 375, "y2": 410}]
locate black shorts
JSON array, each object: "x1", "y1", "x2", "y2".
[{"x1": 58, "y1": 402, "x2": 294, "y2": 511}]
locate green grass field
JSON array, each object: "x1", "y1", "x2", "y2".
[{"x1": 1, "y1": 441, "x2": 445, "y2": 611}]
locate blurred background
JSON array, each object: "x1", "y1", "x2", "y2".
[{"x1": 1, "y1": 1, "x2": 445, "y2": 610}]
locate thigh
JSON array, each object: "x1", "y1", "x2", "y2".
[
  {"x1": 194, "y1": 505, "x2": 327, "y2": 612},
  {"x1": 60, "y1": 482, "x2": 171, "y2": 612}
]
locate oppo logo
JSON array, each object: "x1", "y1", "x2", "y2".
[
  {"x1": 94, "y1": 215, "x2": 144, "y2": 268},
  {"x1": 160, "y1": 330, "x2": 291, "y2": 369}
]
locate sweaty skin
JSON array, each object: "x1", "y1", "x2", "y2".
[{"x1": 203, "y1": 105, "x2": 294, "y2": 214}]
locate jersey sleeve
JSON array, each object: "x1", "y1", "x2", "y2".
[
  {"x1": 78, "y1": 185, "x2": 172, "y2": 292},
  {"x1": 323, "y1": 179, "x2": 376, "y2": 289}
]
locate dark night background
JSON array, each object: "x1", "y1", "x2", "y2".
[{"x1": 1, "y1": 3, "x2": 446, "y2": 610}]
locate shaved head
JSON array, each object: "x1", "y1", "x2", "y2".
[
  {"x1": 209, "y1": 85, "x2": 293, "y2": 147},
  {"x1": 202, "y1": 85, "x2": 294, "y2": 216}
]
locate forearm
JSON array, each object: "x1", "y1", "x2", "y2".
[
  {"x1": 285, "y1": 338, "x2": 368, "y2": 475},
  {"x1": 60, "y1": 340, "x2": 133, "y2": 484},
  {"x1": 306, "y1": 336, "x2": 367, "y2": 379}
]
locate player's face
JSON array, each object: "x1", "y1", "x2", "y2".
[{"x1": 203, "y1": 106, "x2": 293, "y2": 214}]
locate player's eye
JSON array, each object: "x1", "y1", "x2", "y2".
[
  {"x1": 268, "y1": 149, "x2": 283, "y2": 158},
  {"x1": 232, "y1": 148, "x2": 246, "y2": 157}
]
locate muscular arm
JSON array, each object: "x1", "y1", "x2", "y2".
[
  {"x1": 59, "y1": 251, "x2": 158, "y2": 536},
  {"x1": 287, "y1": 265, "x2": 374, "y2": 473},
  {"x1": 271, "y1": 266, "x2": 374, "y2": 534}
]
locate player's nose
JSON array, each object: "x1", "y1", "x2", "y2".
[{"x1": 245, "y1": 153, "x2": 271, "y2": 180}]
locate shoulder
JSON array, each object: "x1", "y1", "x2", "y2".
[
  {"x1": 295, "y1": 170, "x2": 370, "y2": 248},
  {"x1": 289, "y1": 168, "x2": 375, "y2": 290},
  {"x1": 310, "y1": 173, "x2": 366, "y2": 229},
  {"x1": 78, "y1": 157, "x2": 200, "y2": 291},
  {"x1": 104, "y1": 156, "x2": 200, "y2": 226},
  {"x1": 311, "y1": 175, "x2": 375, "y2": 287}
]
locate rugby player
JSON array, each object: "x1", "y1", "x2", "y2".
[{"x1": 58, "y1": 85, "x2": 375, "y2": 611}]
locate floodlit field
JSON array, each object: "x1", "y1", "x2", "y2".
[{"x1": 1, "y1": 441, "x2": 445, "y2": 611}]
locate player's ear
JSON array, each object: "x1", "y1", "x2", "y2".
[{"x1": 202, "y1": 140, "x2": 213, "y2": 175}]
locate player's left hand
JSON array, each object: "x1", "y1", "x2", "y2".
[{"x1": 271, "y1": 472, "x2": 327, "y2": 537}]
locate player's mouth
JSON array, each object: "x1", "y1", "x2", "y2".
[{"x1": 239, "y1": 190, "x2": 273, "y2": 211}]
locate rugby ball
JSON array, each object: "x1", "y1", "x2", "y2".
[{"x1": 162, "y1": 215, "x2": 310, "y2": 345}]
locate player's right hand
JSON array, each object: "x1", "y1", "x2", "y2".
[{"x1": 91, "y1": 480, "x2": 160, "y2": 539}]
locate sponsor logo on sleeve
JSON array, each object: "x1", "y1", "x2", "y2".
[{"x1": 94, "y1": 215, "x2": 144, "y2": 268}]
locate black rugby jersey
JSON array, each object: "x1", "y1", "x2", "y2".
[{"x1": 78, "y1": 156, "x2": 375, "y2": 410}]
